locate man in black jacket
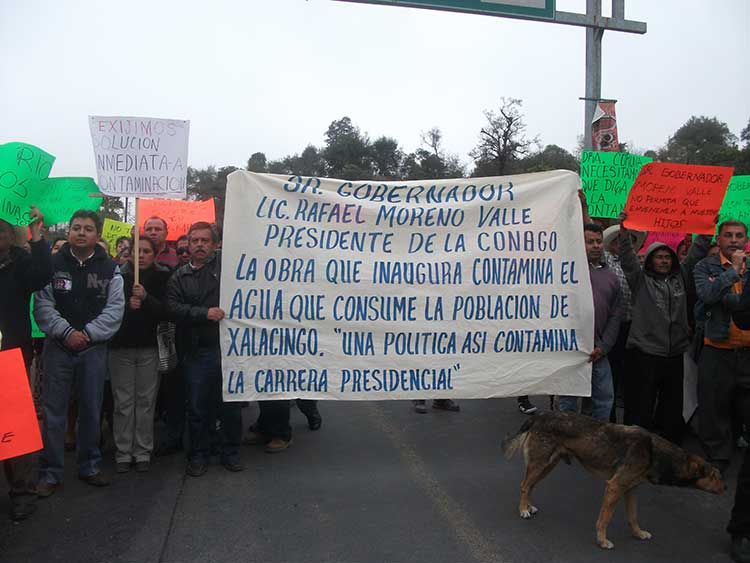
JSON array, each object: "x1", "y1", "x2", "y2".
[
  {"x1": 34, "y1": 210, "x2": 124, "y2": 497},
  {"x1": 0, "y1": 208, "x2": 52, "y2": 521},
  {"x1": 166, "y1": 221, "x2": 243, "y2": 477}
]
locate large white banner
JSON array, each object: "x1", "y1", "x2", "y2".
[
  {"x1": 220, "y1": 170, "x2": 594, "y2": 401},
  {"x1": 89, "y1": 116, "x2": 189, "y2": 198}
]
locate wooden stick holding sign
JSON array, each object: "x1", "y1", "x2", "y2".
[{"x1": 134, "y1": 198, "x2": 140, "y2": 285}]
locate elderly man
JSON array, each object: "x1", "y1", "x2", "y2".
[{"x1": 166, "y1": 221, "x2": 243, "y2": 476}]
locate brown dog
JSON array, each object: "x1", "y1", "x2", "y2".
[{"x1": 502, "y1": 411, "x2": 725, "y2": 549}]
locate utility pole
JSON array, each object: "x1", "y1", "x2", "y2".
[{"x1": 583, "y1": 0, "x2": 604, "y2": 152}]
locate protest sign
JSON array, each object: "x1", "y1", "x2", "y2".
[
  {"x1": 89, "y1": 116, "x2": 189, "y2": 198},
  {"x1": 32, "y1": 177, "x2": 102, "y2": 225},
  {"x1": 718, "y1": 175, "x2": 750, "y2": 228},
  {"x1": 0, "y1": 142, "x2": 56, "y2": 225},
  {"x1": 220, "y1": 171, "x2": 595, "y2": 401},
  {"x1": 102, "y1": 218, "x2": 134, "y2": 256},
  {"x1": 579, "y1": 151, "x2": 651, "y2": 218},
  {"x1": 0, "y1": 348, "x2": 43, "y2": 461},
  {"x1": 640, "y1": 231, "x2": 687, "y2": 254},
  {"x1": 137, "y1": 198, "x2": 215, "y2": 240},
  {"x1": 30, "y1": 297, "x2": 44, "y2": 339},
  {"x1": 623, "y1": 163, "x2": 733, "y2": 234}
]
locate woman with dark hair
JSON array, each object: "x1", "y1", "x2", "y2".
[{"x1": 109, "y1": 237, "x2": 171, "y2": 472}]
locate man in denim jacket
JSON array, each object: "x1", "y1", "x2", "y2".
[{"x1": 694, "y1": 220, "x2": 750, "y2": 474}]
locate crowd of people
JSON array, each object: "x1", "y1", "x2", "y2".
[{"x1": 1, "y1": 197, "x2": 749, "y2": 560}]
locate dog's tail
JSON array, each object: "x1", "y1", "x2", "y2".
[{"x1": 501, "y1": 417, "x2": 535, "y2": 460}]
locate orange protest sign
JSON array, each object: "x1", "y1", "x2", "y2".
[
  {"x1": 137, "y1": 198, "x2": 216, "y2": 240},
  {"x1": 0, "y1": 348, "x2": 42, "y2": 461},
  {"x1": 623, "y1": 163, "x2": 733, "y2": 234}
]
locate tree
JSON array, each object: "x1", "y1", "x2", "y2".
[
  {"x1": 246, "y1": 152, "x2": 267, "y2": 172},
  {"x1": 370, "y1": 136, "x2": 402, "y2": 180},
  {"x1": 322, "y1": 117, "x2": 372, "y2": 179},
  {"x1": 658, "y1": 116, "x2": 738, "y2": 165},
  {"x1": 187, "y1": 165, "x2": 238, "y2": 226},
  {"x1": 513, "y1": 144, "x2": 579, "y2": 174},
  {"x1": 399, "y1": 128, "x2": 465, "y2": 180},
  {"x1": 100, "y1": 197, "x2": 125, "y2": 221},
  {"x1": 266, "y1": 146, "x2": 327, "y2": 177},
  {"x1": 470, "y1": 98, "x2": 538, "y2": 176}
]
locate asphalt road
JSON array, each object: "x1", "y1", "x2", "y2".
[{"x1": 0, "y1": 398, "x2": 740, "y2": 563}]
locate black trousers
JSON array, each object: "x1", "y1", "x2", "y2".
[
  {"x1": 630, "y1": 348, "x2": 684, "y2": 445},
  {"x1": 161, "y1": 369, "x2": 186, "y2": 449},
  {"x1": 698, "y1": 346, "x2": 750, "y2": 463},
  {"x1": 609, "y1": 321, "x2": 631, "y2": 423},
  {"x1": 256, "y1": 400, "x2": 319, "y2": 441},
  {"x1": 729, "y1": 447, "x2": 750, "y2": 537}
]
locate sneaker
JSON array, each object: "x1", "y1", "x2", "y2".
[
  {"x1": 186, "y1": 461, "x2": 207, "y2": 477},
  {"x1": 731, "y1": 535, "x2": 750, "y2": 563},
  {"x1": 116, "y1": 462, "x2": 131, "y2": 474},
  {"x1": 264, "y1": 438, "x2": 292, "y2": 453},
  {"x1": 79, "y1": 473, "x2": 110, "y2": 487},
  {"x1": 413, "y1": 400, "x2": 428, "y2": 414},
  {"x1": 518, "y1": 397, "x2": 538, "y2": 415},
  {"x1": 135, "y1": 461, "x2": 150, "y2": 473},
  {"x1": 35, "y1": 482, "x2": 57, "y2": 498},
  {"x1": 432, "y1": 399, "x2": 460, "y2": 412}
]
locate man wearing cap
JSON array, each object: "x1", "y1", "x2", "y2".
[
  {"x1": 694, "y1": 219, "x2": 750, "y2": 474},
  {"x1": 618, "y1": 214, "x2": 711, "y2": 444},
  {"x1": 602, "y1": 223, "x2": 646, "y2": 423},
  {"x1": 559, "y1": 222, "x2": 622, "y2": 421}
]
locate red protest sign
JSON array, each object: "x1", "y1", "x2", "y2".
[
  {"x1": 0, "y1": 348, "x2": 42, "y2": 461},
  {"x1": 137, "y1": 198, "x2": 216, "y2": 240},
  {"x1": 623, "y1": 163, "x2": 733, "y2": 234},
  {"x1": 640, "y1": 231, "x2": 688, "y2": 253}
]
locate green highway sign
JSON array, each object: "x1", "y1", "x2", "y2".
[{"x1": 337, "y1": 0, "x2": 555, "y2": 20}]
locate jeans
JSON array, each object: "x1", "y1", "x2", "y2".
[
  {"x1": 184, "y1": 347, "x2": 242, "y2": 464},
  {"x1": 559, "y1": 357, "x2": 613, "y2": 421},
  {"x1": 40, "y1": 341, "x2": 107, "y2": 483}
]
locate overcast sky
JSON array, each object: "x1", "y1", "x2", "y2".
[{"x1": 1, "y1": 0, "x2": 748, "y2": 178}]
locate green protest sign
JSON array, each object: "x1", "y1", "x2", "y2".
[
  {"x1": 102, "y1": 218, "x2": 134, "y2": 256},
  {"x1": 30, "y1": 296, "x2": 44, "y2": 339},
  {"x1": 0, "y1": 142, "x2": 56, "y2": 225},
  {"x1": 718, "y1": 175, "x2": 750, "y2": 227},
  {"x1": 32, "y1": 177, "x2": 102, "y2": 225},
  {"x1": 580, "y1": 151, "x2": 652, "y2": 218}
]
